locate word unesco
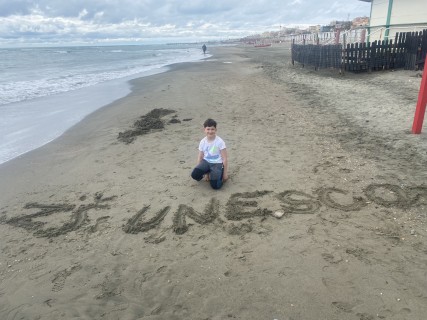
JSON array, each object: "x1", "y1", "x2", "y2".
[{"x1": 5, "y1": 183, "x2": 425, "y2": 238}]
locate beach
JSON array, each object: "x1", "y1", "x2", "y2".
[{"x1": 0, "y1": 45, "x2": 426, "y2": 320}]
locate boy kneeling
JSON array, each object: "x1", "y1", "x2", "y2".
[{"x1": 191, "y1": 119, "x2": 228, "y2": 190}]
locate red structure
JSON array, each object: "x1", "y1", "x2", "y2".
[{"x1": 412, "y1": 54, "x2": 427, "y2": 134}]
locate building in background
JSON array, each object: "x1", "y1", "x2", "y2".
[
  {"x1": 352, "y1": 17, "x2": 369, "y2": 28},
  {"x1": 360, "y1": 0, "x2": 427, "y2": 41}
]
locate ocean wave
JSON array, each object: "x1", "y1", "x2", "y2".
[
  {"x1": 0, "y1": 46, "x2": 205, "y2": 106},
  {"x1": 0, "y1": 67, "x2": 153, "y2": 105}
]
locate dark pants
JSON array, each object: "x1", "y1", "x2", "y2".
[{"x1": 191, "y1": 160, "x2": 224, "y2": 190}]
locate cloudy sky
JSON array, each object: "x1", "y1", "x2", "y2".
[{"x1": 0, "y1": 0, "x2": 371, "y2": 46}]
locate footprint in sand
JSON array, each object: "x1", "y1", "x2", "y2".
[{"x1": 51, "y1": 264, "x2": 81, "y2": 292}]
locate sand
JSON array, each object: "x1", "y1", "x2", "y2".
[{"x1": 0, "y1": 45, "x2": 426, "y2": 320}]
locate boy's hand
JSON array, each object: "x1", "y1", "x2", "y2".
[{"x1": 223, "y1": 173, "x2": 229, "y2": 182}]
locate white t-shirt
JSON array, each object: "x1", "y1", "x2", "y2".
[{"x1": 199, "y1": 136, "x2": 226, "y2": 164}]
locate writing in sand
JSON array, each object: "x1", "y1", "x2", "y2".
[{"x1": 2, "y1": 183, "x2": 426, "y2": 240}]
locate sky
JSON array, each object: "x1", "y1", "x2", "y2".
[{"x1": 0, "y1": 0, "x2": 371, "y2": 47}]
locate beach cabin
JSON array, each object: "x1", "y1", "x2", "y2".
[{"x1": 359, "y1": 0, "x2": 427, "y2": 41}]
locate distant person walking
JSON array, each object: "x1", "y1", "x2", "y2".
[{"x1": 202, "y1": 44, "x2": 207, "y2": 55}]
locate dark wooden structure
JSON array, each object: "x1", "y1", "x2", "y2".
[{"x1": 292, "y1": 29, "x2": 427, "y2": 72}]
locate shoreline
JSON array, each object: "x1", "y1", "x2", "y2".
[
  {"x1": 0, "y1": 75, "x2": 133, "y2": 165},
  {"x1": 1, "y1": 45, "x2": 426, "y2": 320},
  {"x1": 0, "y1": 49, "x2": 212, "y2": 166}
]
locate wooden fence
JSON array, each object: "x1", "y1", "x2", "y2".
[{"x1": 291, "y1": 29, "x2": 427, "y2": 72}]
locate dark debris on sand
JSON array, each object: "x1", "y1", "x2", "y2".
[{"x1": 118, "y1": 108, "x2": 176, "y2": 144}]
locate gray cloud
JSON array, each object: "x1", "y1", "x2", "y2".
[{"x1": 0, "y1": 0, "x2": 370, "y2": 46}]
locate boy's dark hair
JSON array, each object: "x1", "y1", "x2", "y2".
[{"x1": 203, "y1": 118, "x2": 217, "y2": 128}]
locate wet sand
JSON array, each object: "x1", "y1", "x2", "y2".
[{"x1": 0, "y1": 45, "x2": 426, "y2": 320}]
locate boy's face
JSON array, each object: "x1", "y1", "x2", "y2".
[{"x1": 204, "y1": 126, "x2": 217, "y2": 139}]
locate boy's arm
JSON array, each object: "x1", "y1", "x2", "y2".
[
  {"x1": 197, "y1": 151, "x2": 204, "y2": 164},
  {"x1": 221, "y1": 148, "x2": 228, "y2": 181}
]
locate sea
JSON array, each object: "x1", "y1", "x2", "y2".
[{"x1": 0, "y1": 44, "x2": 210, "y2": 165}]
